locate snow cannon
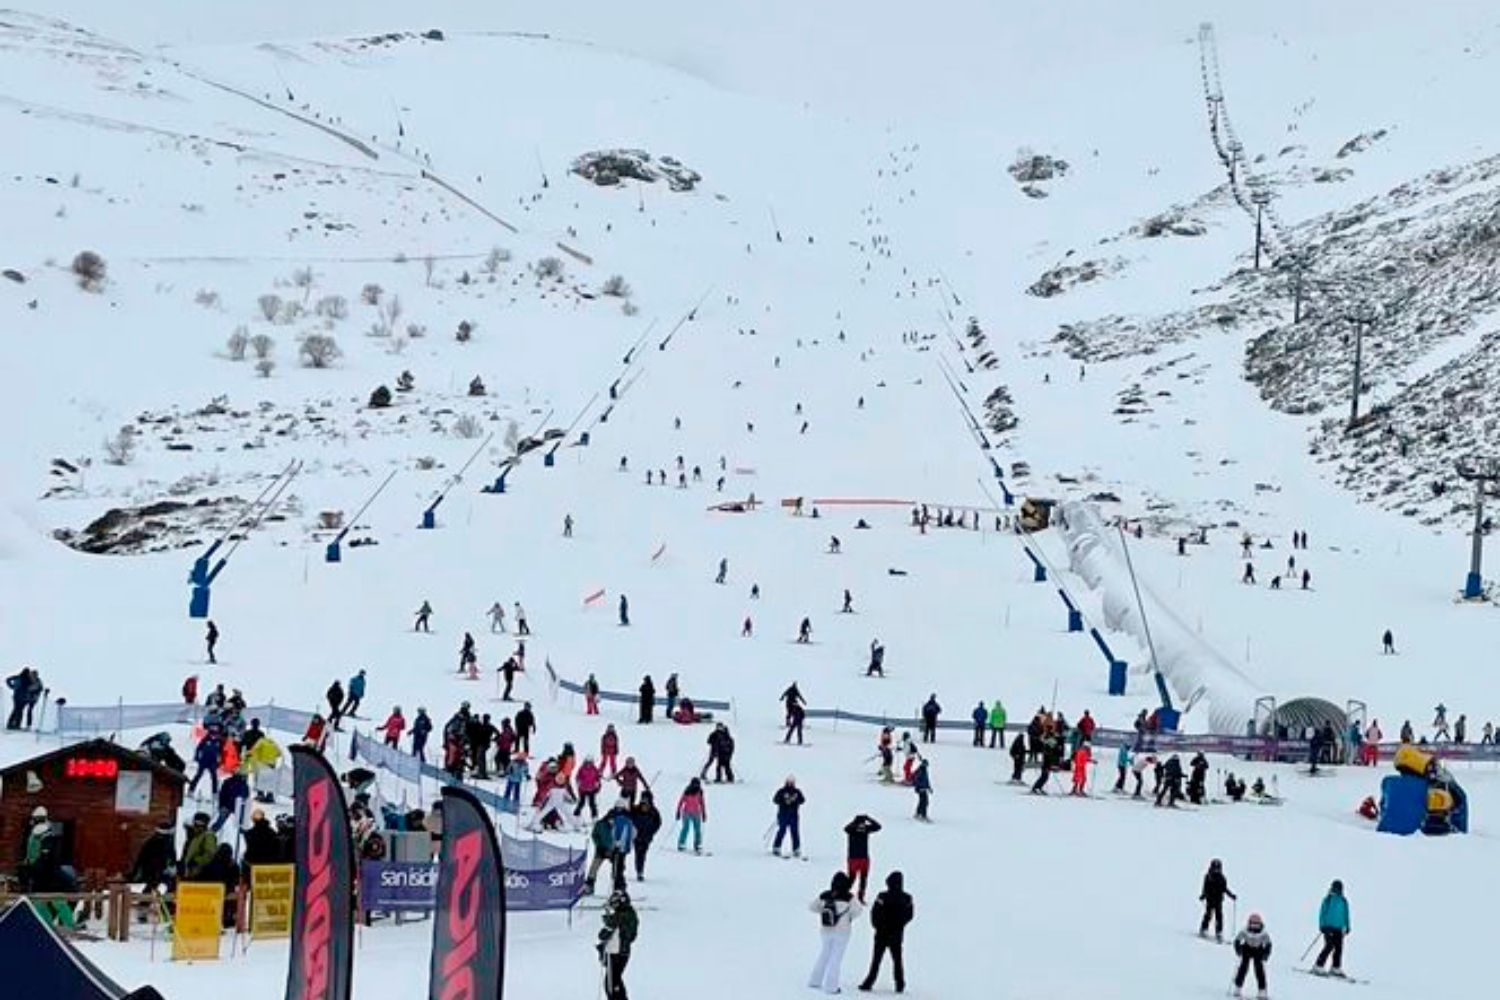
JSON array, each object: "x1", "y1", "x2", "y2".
[{"x1": 1376, "y1": 747, "x2": 1468, "y2": 836}]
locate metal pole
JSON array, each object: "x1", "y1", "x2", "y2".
[
  {"x1": 1349, "y1": 317, "x2": 1365, "y2": 426},
  {"x1": 1293, "y1": 264, "x2": 1304, "y2": 323},
  {"x1": 1116, "y1": 527, "x2": 1164, "y2": 681},
  {"x1": 1254, "y1": 203, "x2": 1263, "y2": 270},
  {"x1": 1468, "y1": 486, "x2": 1485, "y2": 599}
]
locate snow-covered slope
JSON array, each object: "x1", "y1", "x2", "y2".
[{"x1": 2, "y1": 2, "x2": 1499, "y2": 998}]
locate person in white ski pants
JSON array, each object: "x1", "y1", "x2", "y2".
[{"x1": 808, "y1": 872, "x2": 864, "y2": 994}]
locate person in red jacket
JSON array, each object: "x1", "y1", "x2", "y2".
[
  {"x1": 380, "y1": 707, "x2": 406, "y2": 748},
  {"x1": 182, "y1": 675, "x2": 199, "y2": 705},
  {"x1": 1070, "y1": 742, "x2": 1092, "y2": 796},
  {"x1": 1077, "y1": 710, "x2": 1096, "y2": 743},
  {"x1": 600, "y1": 725, "x2": 620, "y2": 777}
]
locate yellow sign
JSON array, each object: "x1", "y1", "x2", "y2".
[
  {"x1": 250, "y1": 863, "x2": 295, "y2": 940},
  {"x1": 172, "y1": 882, "x2": 224, "y2": 961}
]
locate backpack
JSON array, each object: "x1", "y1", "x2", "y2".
[{"x1": 819, "y1": 896, "x2": 844, "y2": 928}]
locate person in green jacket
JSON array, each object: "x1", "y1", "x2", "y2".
[
  {"x1": 584, "y1": 813, "x2": 615, "y2": 895},
  {"x1": 1313, "y1": 879, "x2": 1351, "y2": 977},
  {"x1": 180, "y1": 812, "x2": 218, "y2": 880},
  {"x1": 598, "y1": 889, "x2": 639, "y2": 1000},
  {"x1": 987, "y1": 700, "x2": 1007, "y2": 748}
]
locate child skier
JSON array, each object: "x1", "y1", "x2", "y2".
[
  {"x1": 675, "y1": 778, "x2": 707, "y2": 853},
  {"x1": 1313, "y1": 879, "x2": 1351, "y2": 977},
  {"x1": 1231, "y1": 912, "x2": 1272, "y2": 998},
  {"x1": 1199, "y1": 859, "x2": 1237, "y2": 941}
]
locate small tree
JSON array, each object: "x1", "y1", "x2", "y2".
[
  {"x1": 255, "y1": 358, "x2": 275, "y2": 378},
  {"x1": 456, "y1": 320, "x2": 475, "y2": 343},
  {"x1": 483, "y1": 246, "x2": 511, "y2": 274},
  {"x1": 291, "y1": 266, "x2": 316, "y2": 301},
  {"x1": 300, "y1": 334, "x2": 342, "y2": 369},
  {"x1": 534, "y1": 256, "x2": 564, "y2": 281},
  {"x1": 406, "y1": 323, "x2": 427, "y2": 339},
  {"x1": 452, "y1": 414, "x2": 483, "y2": 439},
  {"x1": 250, "y1": 333, "x2": 275, "y2": 360},
  {"x1": 226, "y1": 326, "x2": 250, "y2": 360},
  {"x1": 277, "y1": 300, "x2": 304, "y2": 325},
  {"x1": 315, "y1": 295, "x2": 348, "y2": 321},
  {"x1": 601, "y1": 274, "x2": 631, "y2": 298},
  {"x1": 195, "y1": 289, "x2": 221, "y2": 308},
  {"x1": 369, "y1": 385, "x2": 393, "y2": 409},
  {"x1": 361, "y1": 283, "x2": 383, "y2": 305},
  {"x1": 258, "y1": 293, "x2": 284, "y2": 321},
  {"x1": 102, "y1": 426, "x2": 136, "y2": 465},
  {"x1": 72, "y1": 251, "x2": 107, "y2": 292},
  {"x1": 621, "y1": 300, "x2": 639, "y2": 317}
]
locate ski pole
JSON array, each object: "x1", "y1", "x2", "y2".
[
  {"x1": 1300, "y1": 932, "x2": 1322, "y2": 963},
  {"x1": 761, "y1": 820, "x2": 778, "y2": 847}
]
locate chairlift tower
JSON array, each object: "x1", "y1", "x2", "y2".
[{"x1": 1456, "y1": 457, "x2": 1500, "y2": 600}]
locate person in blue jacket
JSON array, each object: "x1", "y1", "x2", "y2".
[
  {"x1": 970, "y1": 702, "x2": 988, "y2": 746},
  {"x1": 772, "y1": 776, "x2": 806, "y2": 857},
  {"x1": 1313, "y1": 879, "x2": 1351, "y2": 977},
  {"x1": 188, "y1": 731, "x2": 222, "y2": 796},
  {"x1": 345, "y1": 668, "x2": 367, "y2": 719},
  {"x1": 608, "y1": 800, "x2": 636, "y2": 891},
  {"x1": 912, "y1": 760, "x2": 932, "y2": 821},
  {"x1": 1113, "y1": 744, "x2": 1132, "y2": 793}
]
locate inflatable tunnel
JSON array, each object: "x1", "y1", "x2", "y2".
[{"x1": 1375, "y1": 747, "x2": 1468, "y2": 836}]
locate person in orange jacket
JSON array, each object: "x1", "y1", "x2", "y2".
[{"x1": 1070, "y1": 742, "x2": 1092, "y2": 796}]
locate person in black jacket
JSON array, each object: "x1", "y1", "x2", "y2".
[
  {"x1": 129, "y1": 821, "x2": 178, "y2": 893},
  {"x1": 844, "y1": 814, "x2": 882, "y2": 902},
  {"x1": 1156, "y1": 754, "x2": 1184, "y2": 807},
  {"x1": 241, "y1": 809, "x2": 281, "y2": 870},
  {"x1": 859, "y1": 870, "x2": 913, "y2": 993},
  {"x1": 1199, "y1": 858, "x2": 1237, "y2": 941},
  {"x1": 638, "y1": 675, "x2": 655, "y2": 724},
  {"x1": 1008, "y1": 731, "x2": 1027, "y2": 782},
  {"x1": 772, "y1": 777, "x2": 806, "y2": 857},
  {"x1": 629, "y1": 792, "x2": 662, "y2": 880}
]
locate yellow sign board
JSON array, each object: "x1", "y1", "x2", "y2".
[
  {"x1": 250, "y1": 863, "x2": 295, "y2": 940},
  {"x1": 172, "y1": 882, "x2": 224, "y2": 961}
]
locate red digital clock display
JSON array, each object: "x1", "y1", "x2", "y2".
[{"x1": 65, "y1": 758, "x2": 120, "y2": 779}]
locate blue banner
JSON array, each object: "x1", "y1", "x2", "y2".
[
  {"x1": 361, "y1": 854, "x2": 584, "y2": 914},
  {"x1": 504, "y1": 856, "x2": 587, "y2": 912}
]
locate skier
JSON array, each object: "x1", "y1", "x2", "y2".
[
  {"x1": 583, "y1": 673, "x2": 601, "y2": 715},
  {"x1": 629, "y1": 792, "x2": 661, "y2": 881},
  {"x1": 563, "y1": 513, "x2": 574, "y2": 538},
  {"x1": 920, "y1": 695, "x2": 941, "y2": 743},
  {"x1": 808, "y1": 872, "x2": 863, "y2": 995},
  {"x1": 716, "y1": 557, "x2": 728, "y2": 584},
  {"x1": 1113, "y1": 743, "x2": 1132, "y2": 793},
  {"x1": 638, "y1": 675, "x2": 655, "y2": 724},
  {"x1": 857, "y1": 870, "x2": 913, "y2": 993},
  {"x1": 842, "y1": 589, "x2": 854, "y2": 613},
  {"x1": 1069, "y1": 742, "x2": 1092, "y2": 796},
  {"x1": 1008, "y1": 731, "x2": 1027, "y2": 783},
  {"x1": 1382, "y1": 629, "x2": 1395, "y2": 654},
  {"x1": 502, "y1": 755, "x2": 529, "y2": 808},
  {"x1": 345, "y1": 668, "x2": 366, "y2": 718},
  {"x1": 326, "y1": 679, "x2": 346, "y2": 731},
  {"x1": 675, "y1": 777, "x2": 707, "y2": 853},
  {"x1": 876, "y1": 728, "x2": 896, "y2": 783},
  {"x1": 866, "y1": 640, "x2": 886, "y2": 677},
  {"x1": 379, "y1": 706, "x2": 406, "y2": 748},
  {"x1": 987, "y1": 699, "x2": 1007, "y2": 748},
  {"x1": 967, "y1": 701, "x2": 988, "y2": 746},
  {"x1": 1029, "y1": 729, "x2": 1059, "y2": 795},
  {"x1": 514, "y1": 701, "x2": 536, "y2": 754},
  {"x1": 1242, "y1": 562, "x2": 1255, "y2": 584},
  {"x1": 1198, "y1": 859, "x2": 1237, "y2": 941},
  {"x1": 409, "y1": 707, "x2": 432, "y2": 761},
  {"x1": 618, "y1": 593, "x2": 630, "y2": 627},
  {"x1": 742, "y1": 615, "x2": 754, "y2": 638},
  {"x1": 1231, "y1": 912, "x2": 1272, "y2": 999},
  {"x1": 797, "y1": 617, "x2": 813, "y2": 643},
  {"x1": 597, "y1": 889, "x2": 638, "y2": 1000},
  {"x1": 702, "y1": 723, "x2": 736, "y2": 783},
  {"x1": 515, "y1": 602, "x2": 530, "y2": 636},
  {"x1": 188, "y1": 730, "x2": 222, "y2": 797},
  {"x1": 575, "y1": 757, "x2": 603, "y2": 819},
  {"x1": 912, "y1": 759, "x2": 932, "y2": 821},
  {"x1": 413, "y1": 600, "x2": 432, "y2": 632},
  {"x1": 182, "y1": 674, "x2": 198, "y2": 705},
  {"x1": 499, "y1": 655, "x2": 522, "y2": 701},
  {"x1": 1156, "y1": 754, "x2": 1184, "y2": 807},
  {"x1": 664, "y1": 673, "x2": 680, "y2": 717},
  {"x1": 843, "y1": 814, "x2": 882, "y2": 901},
  {"x1": 772, "y1": 776, "x2": 806, "y2": 857},
  {"x1": 1312, "y1": 879, "x2": 1351, "y2": 977},
  {"x1": 458, "y1": 633, "x2": 477, "y2": 675},
  {"x1": 784, "y1": 699, "x2": 807, "y2": 745},
  {"x1": 487, "y1": 601, "x2": 506, "y2": 633},
  {"x1": 608, "y1": 800, "x2": 636, "y2": 890},
  {"x1": 205, "y1": 620, "x2": 219, "y2": 664},
  {"x1": 615, "y1": 757, "x2": 650, "y2": 805},
  {"x1": 600, "y1": 724, "x2": 620, "y2": 777},
  {"x1": 1187, "y1": 752, "x2": 1209, "y2": 804},
  {"x1": 581, "y1": 805, "x2": 615, "y2": 891}
]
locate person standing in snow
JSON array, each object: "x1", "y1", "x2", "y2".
[
  {"x1": 615, "y1": 757, "x2": 650, "y2": 806},
  {"x1": 1070, "y1": 742, "x2": 1092, "y2": 796},
  {"x1": 807, "y1": 872, "x2": 863, "y2": 995},
  {"x1": 970, "y1": 701, "x2": 988, "y2": 746},
  {"x1": 575, "y1": 757, "x2": 603, "y2": 820},
  {"x1": 413, "y1": 600, "x2": 432, "y2": 632},
  {"x1": 772, "y1": 777, "x2": 806, "y2": 857},
  {"x1": 584, "y1": 807, "x2": 616, "y2": 894},
  {"x1": 858, "y1": 871, "x2": 913, "y2": 993},
  {"x1": 515, "y1": 602, "x2": 530, "y2": 636},
  {"x1": 797, "y1": 617, "x2": 813, "y2": 643},
  {"x1": 1113, "y1": 744, "x2": 1132, "y2": 793},
  {"x1": 1008, "y1": 731, "x2": 1028, "y2": 783},
  {"x1": 912, "y1": 760, "x2": 932, "y2": 821},
  {"x1": 1382, "y1": 629, "x2": 1395, "y2": 654},
  {"x1": 380, "y1": 706, "x2": 406, "y2": 748},
  {"x1": 409, "y1": 707, "x2": 432, "y2": 761},
  {"x1": 842, "y1": 589, "x2": 854, "y2": 613},
  {"x1": 866, "y1": 640, "x2": 885, "y2": 677},
  {"x1": 920, "y1": 695, "x2": 941, "y2": 743},
  {"x1": 563, "y1": 513, "x2": 574, "y2": 538},
  {"x1": 637, "y1": 675, "x2": 655, "y2": 724},
  {"x1": 988, "y1": 699, "x2": 1007, "y2": 748},
  {"x1": 664, "y1": 673, "x2": 681, "y2": 718},
  {"x1": 205, "y1": 621, "x2": 219, "y2": 664},
  {"x1": 1231, "y1": 912, "x2": 1272, "y2": 999},
  {"x1": 1198, "y1": 859, "x2": 1237, "y2": 941},
  {"x1": 629, "y1": 792, "x2": 661, "y2": 881},
  {"x1": 608, "y1": 799, "x2": 636, "y2": 890},
  {"x1": 597, "y1": 889, "x2": 638, "y2": 1000},
  {"x1": 499, "y1": 655, "x2": 522, "y2": 701},
  {"x1": 1187, "y1": 752, "x2": 1209, "y2": 804},
  {"x1": 784, "y1": 699, "x2": 807, "y2": 745},
  {"x1": 618, "y1": 593, "x2": 630, "y2": 627},
  {"x1": 702, "y1": 723, "x2": 736, "y2": 783},
  {"x1": 675, "y1": 778, "x2": 706, "y2": 853},
  {"x1": 487, "y1": 601, "x2": 506, "y2": 633},
  {"x1": 583, "y1": 674, "x2": 601, "y2": 715},
  {"x1": 716, "y1": 557, "x2": 728, "y2": 584},
  {"x1": 843, "y1": 814, "x2": 881, "y2": 901},
  {"x1": 345, "y1": 669, "x2": 366, "y2": 718},
  {"x1": 326, "y1": 679, "x2": 346, "y2": 731},
  {"x1": 600, "y1": 724, "x2": 620, "y2": 777},
  {"x1": 459, "y1": 633, "x2": 478, "y2": 675},
  {"x1": 1156, "y1": 754, "x2": 1184, "y2": 807},
  {"x1": 1313, "y1": 879, "x2": 1351, "y2": 977}
]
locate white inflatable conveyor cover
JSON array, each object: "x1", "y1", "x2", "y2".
[{"x1": 1057, "y1": 500, "x2": 1261, "y2": 735}]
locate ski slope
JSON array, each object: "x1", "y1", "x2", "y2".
[{"x1": 1, "y1": 2, "x2": 1498, "y2": 997}]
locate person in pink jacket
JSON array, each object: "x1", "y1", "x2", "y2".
[
  {"x1": 574, "y1": 757, "x2": 604, "y2": 820},
  {"x1": 380, "y1": 707, "x2": 406, "y2": 748},
  {"x1": 675, "y1": 778, "x2": 707, "y2": 853}
]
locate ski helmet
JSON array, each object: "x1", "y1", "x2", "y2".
[{"x1": 1247, "y1": 913, "x2": 1263, "y2": 928}]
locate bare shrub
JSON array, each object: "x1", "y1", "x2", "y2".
[
  {"x1": 534, "y1": 256, "x2": 564, "y2": 281},
  {"x1": 406, "y1": 323, "x2": 427, "y2": 339},
  {"x1": 250, "y1": 333, "x2": 275, "y2": 360},
  {"x1": 452, "y1": 414, "x2": 483, "y2": 439},
  {"x1": 258, "y1": 293, "x2": 284, "y2": 321},
  {"x1": 291, "y1": 266, "x2": 316, "y2": 299},
  {"x1": 72, "y1": 251, "x2": 107, "y2": 291},
  {"x1": 277, "y1": 300, "x2": 303, "y2": 325},
  {"x1": 315, "y1": 295, "x2": 348, "y2": 321},
  {"x1": 601, "y1": 274, "x2": 631, "y2": 298},
  {"x1": 299, "y1": 334, "x2": 342, "y2": 369},
  {"x1": 361, "y1": 283, "x2": 383, "y2": 305},
  {"x1": 195, "y1": 289, "x2": 221, "y2": 308},
  {"x1": 424, "y1": 256, "x2": 436, "y2": 287},
  {"x1": 102, "y1": 426, "x2": 136, "y2": 465},
  {"x1": 255, "y1": 359, "x2": 275, "y2": 378},
  {"x1": 226, "y1": 326, "x2": 250, "y2": 360},
  {"x1": 621, "y1": 300, "x2": 639, "y2": 317},
  {"x1": 369, "y1": 385, "x2": 393, "y2": 409},
  {"x1": 456, "y1": 320, "x2": 475, "y2": 343},
  {"x1": 483, "y1": 247, "x2": 511, "y2": 274}
]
